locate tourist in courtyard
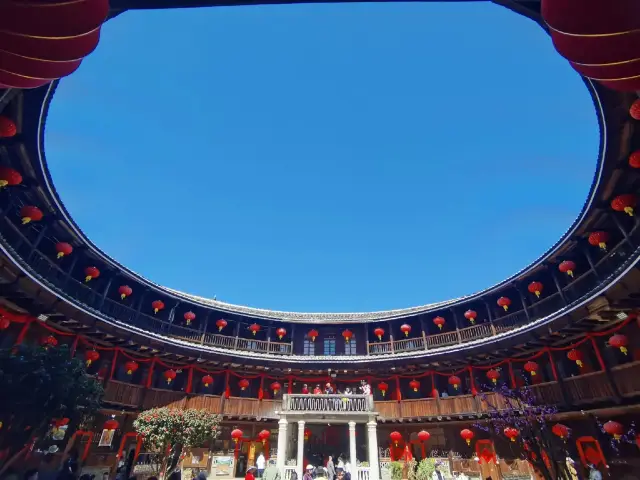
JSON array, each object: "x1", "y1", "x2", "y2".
[
  {"x1": 303, "y1": 466, "x2": 313, "y2": 480},
  {"x1": 262, "y1": 460, "x2": 279, "y2": 480},
  {"x1": 326, "y1": 456, "x2": 335, "y2": 480},
  {"x1": 256, "y1": 453, "x2": 266, "y2": 478},
  {"x1": 245, "y1": 466, "x2": 257, "y2": 480}
]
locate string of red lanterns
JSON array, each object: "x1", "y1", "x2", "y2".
[
  {"x1": 0, "y1": 166, "x2": 22, "y2": 188},
  {"x1": 84, "y1": 350, "x2": 99, "y2": 367},
  {"x1": 184, "y1": 311, "x2": 196, "y2": 326},
  {"x1": 249, "y1": 324, "x2": 261, "y2": 336},
  {"x1": 497, "y1": 297, "x2": 511, "y2": 311},
  {"x1": 558, "y1": 260, "x2": 576, "y2": 277},
  {"x1": 528, "y1": 281, "x2": 543, "y2": 298},
  {"x1": 55, "y1": 242, "x2": 73, "y2": 259},
  {"x1": 308, "y1": 329, "x2": 318, "y2": 341},
  {"x1": 216, "y1": 319, "x2": 228, "y2": 332},
  {"x1": 433, "y1": 316, "x2": 446, "y2": 330},
  {"x1": 125, "y1": 361, "x2": 139, "y2": 375},
  {"x1": 588, "y1": 231, "x2": 609, "y2": 251},
  {"x1": 400, "y1": 324, "x2": 411, "y2": 337},
  {"x1": 84, "y1": 266, "x2": 100, "y2": 283},
  {"x1": 342, "y1": 329, "x2": 353, "y2": 343},
  {"x1": 202, "y1": 375, "x2": 214, "y2": 387},
  {"x1": 463, "y1": 310, "x2": 477, "y2": 325},
  {"x1": 119, "y1": 285, "x2": 133, "y2": 300},
  {"x1": 611, "y1": 194, "x2": 636, "y2": 216},
  {"x1": 20, "y1": 206, "x2": 43, "y2": 225},
  {"x1": 152, "y1": 300, "x2": 165, "y2": 314},
  {"x1": 275, "y1": 327, "x2": 287, "y2": 340},
  {"x1": 374, "y1": 327, "x2": 385, "y2": 341}
]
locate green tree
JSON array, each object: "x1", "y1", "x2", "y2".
[
  {"x1": 133, "y1": 407, "x2": 221, "y2": 478},
  {"x1": 0, "y1": 344, "x2": 104, "y2": 472}
]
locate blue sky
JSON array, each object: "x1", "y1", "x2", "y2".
[{"x1": 45, "y1": 2, "x2": 598, "y2": 313}]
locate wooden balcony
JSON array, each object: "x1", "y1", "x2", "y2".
[{"x1": 281, "y1": 394, "x2": 374, "y2": 414}]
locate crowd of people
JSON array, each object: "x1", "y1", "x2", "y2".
[{"x1": 299, "y1": 381, "x2": 371, "y2": 396}]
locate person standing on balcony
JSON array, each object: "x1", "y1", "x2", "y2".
[
  {"x1": 314, "y1": 385, "x2": 322, "y2": 394},
  {"x1": 324, "y1": 383, "x2": 334, "y2": 395},
  {"x1": 302, "y1": 384, "x2": 309, "y2": 394}
]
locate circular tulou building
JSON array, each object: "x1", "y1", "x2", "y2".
[{"x1": 0, "y1": 1, "x2": 640, "y2": 479}]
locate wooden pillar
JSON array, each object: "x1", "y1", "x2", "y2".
[
  {"x1": 516, "y1": 283, "x2": 530, "y2": 320},
  {"x1": 550, "y1": 264, "x2": 567, "y2": 304},
  {"x1": 14, "y1": 317, "x2": 33, "y2": 345},
  {"x1": 99, "y1": 274, "x2": 114, "y2": 309},
  {"x1": 387, "y1": 321, "x2": 395, "y2": 353},
  {"x1": 582, "y1": 243, "x2": 600, "y2": 281}
]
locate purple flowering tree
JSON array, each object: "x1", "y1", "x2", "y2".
[{"x1": 472, "y1": 384, "x2": 574, "y2": 480}]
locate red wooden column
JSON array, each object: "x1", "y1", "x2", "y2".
[
  {"x1": 507, "y1": 360, "x2": 517, "y2": 389},
  {"x1": 109, "y1": 349, "x2": 119, "y2": 381},
  {"x1": 145, "y1": 358, "x2": 156, "y2": 388},
  {"x1": 14, "y1": 317, "x2": 33, "y2": 345},
  {"x1": 589, "y1": 336, "x2": 607, "y2": 371},
  {"x1": 546, "y1": 348, "x2": 559, "y2": 381},
  {"x1": 186, "y1": 365, "x2": 194, "y2": 393},
  {"x1": 70, "y1": 334, "x2": 80, "y2": 357}
]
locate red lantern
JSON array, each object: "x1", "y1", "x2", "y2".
[
  {"x1": 84, "y1": 350, "x2": 99, "y2": 367},
  {"x1": 460, "y1": 429, "x2": 474, "y2": 446},
  {"x1": 40, "y1": 335, "x2": 57, "y2": 348},
  {"x1": 497, "y1": 297, "x2": 511, "y2": 311},
  {"x1": 524, "y1": 361, "x2": 539, "y2": 376},
  {"x1": 163, "y1": 369, "x2": 177, "y2": 384},
  {"x1": 409, "y1": 379, "x2": 420, "y2": 392},
  {"x1": 270, "y1": 381, "x2": 281, "y2": 395},
  {"x1": 486, "y1": 369, "x2": 500, "y2": 384},
  {"x1": 202, "y1": 375, "x2": 214, "y2": 387},
  {"x1": 342, "y1": 329, "x2": 353, "y2": 343},
  {"x1": 417, "y1": 430, "x2": 430, "y2": 442},
  {"x1": 567, "y1": 349, "x2": 583, "y2": 368},
  {"x1": 84, "y1": 266, "x2": 100, "y2": 283},
  {"x1": 118, "y1": 285, "x2": 132, "y2": 300},
  {"x1": 389, "y1": 431, "x2": 402, "y2": 447},
  {"x1": 374, "y1": 327, "x2": 385, "y2": 341},
  {"x1": 588, "y1": 231, "x2": 609, "y2": 250},
  {"x1": 378, "y1": 381, "x2": 389, "y2": 397},
  {"x1": 609, "y1": 334, "x2": 628, "y2": 355},
  {"x1": 464, "y1": 310, "x2": 477, "y2": 324},
  {"x1": 104, "y1": 419, "x2": 119, "y2": 431},
  {"x1": 631, "y1": 100, "x2": 640, "y2": 121},
  {"x1": 528, "y1": 281, "x2": 543, "y2": 298},
  {"x1": 611, "y1": 194, "x2": 637, "y2": 216},
  {"x1": 231, "y1": 428, "x2": 243, "y2": 443},
  {"x1": 558, "y1": 260, "x2": 576, "y2": 277},
  {"x1": 448, "y1": 375, "x2": 461, "y2": 390},
  {"x1": 0, "y1": 116, "x2": 17, "y2": 138},
  {"x1": 629, "y1": 151, "x2": 640, "y2": 169},
  {"x1": 258, "y1": 429, "x2": 270, "y2": 445},
  {"x1": 152, "y1": 300, "x2": 165, "y2": 314},
  {"x1": 0, "y1": 167, "x2": 22, "y2": 188},
  {"x1": 308, "y1": 329, "x2": 318, "y2": 341},
  {"x1": 184, "y1": 311, "x2": 196, "y2": 326},
  {"x1": 55, "y1": 242, "x2": 73, "y2": 259},
  {"x1": 400, "y1": 324, "x2": 411, "y2": 337},
  {"x1": 216, "y1": 319, "x2": 227, "y2": 331},
  {"x1": 20, "y1": 205, "x2": 43, "y2": 224},
  {"x1": 433, "y1": 316, "x2": 446, "y2": 330},
  {"x1": 249, "y1": 323, "x2": 261, "y2": 336},
  {"x1": 125, "y1": 361, "x2": 139, "y2": 375},
  {"x1": 603, "y1": 420, "x2": 624, "y2": 440},
  {"x1": 552, "y1": 423, "x2": 569, "y2": 440},
  {"x1": 275, "y1": 327, "x2": 287, "y2": 340},
  {"x1": 504, "y1": 427, "x2": 519, "y2": 442},
  {"x1": 239, "y1": 378, "x2": 250, "y2": 390},
  {"x1": 304, "y1": 428, "x2": 311, "y2": 440},
  {"x1": 0, "y1": 317, "x2": 9, "y2": 330}
]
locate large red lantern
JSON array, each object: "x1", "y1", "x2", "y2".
[
  {"x1": 631, "y1": 100, "x2": 640, "y2": 121},
  {"x1": 184, "y1": 311, "x2": 196, "y2": 326},
  {"x1": 84, "y1": 266, "x2": 100, "y2": 283},
  {"x1": 629, "y1": 151, "x2": 640, "y2": 169},
  {"x1": 270, "y1": 381, "x2": 282, "y2": 395},
  {"x1": 231, "y1": 428, "x2": 243, "y2": 443},
  {"x1": 389, "y1": 431, "x2": 402, "y2": 447},
  {"x1": 104, "y1": 419, "x2": 119, "y2": 431},
  {"x1": 433, "y1": 316, "x2": 446, "y2": 330},
  {"x1": 486, "y1": 369, "x2": 500, "y2": 384},
  {"x1": 374, "y1": 327, "x2": 385, "y2": 341},
  {"x1": 558, "y1": 260, "x2": 576, "y2": 278},
  {"x1": 567, "y1": 349, "x2": 583, "y2": 368},
  {"x1": 448, "y1": 375, "x2": 461, "y2": 390},
  {"x1": 84, "y1": 350, "x2": 99, "y2": 367},
  {"x1": 164, "y1": 369, "x2": 177, "y2": 384},
  {"x1": 258, "y1": 429, "x2": 270, "y2": 445},
  {"x1": 609, "y1": 334, "x2": 628, "y2": 355},
  {"x1": 611, "y1": 194, "x2": 637, "y2": 216},
  {"x1": 552, "y1": 423, "x2": 569, "y2": 440},
  {"x1": 20, "y1": 206, "x2": 43, "y2": 224},
  {"x1": 202, "y1": 375, "x2": 214, "y2": 387},
  {"x1": 216, "y1": 319, "x2": 228, "y2": 331},
  {"x1": 0, "y1": 317, "x2": 10, "y2": 330},
  {"x1": 0, "y1": 167, "x2": 22, "y2": 188},
  {"x1": 524, "y1": 361, "x2": 539, "y2": 376},
  {"x1": 308, "y1": 329, "x2": 318, "y2": 341},
  {"x1": 0, "y1": 116, "x2": 17, "y2": 138},
  {"x1": 464, "y1": 310, "x2": 477, "y2": 324},
  {"x1": 497, "y1": 297, "x2": 511, "y2": 311},
  {"x1": 504, "y1": 427, "x2": 519, "y2": 442},
  {"x1": 55, "y1": 242, "x2": 73, "y2": 259},
  {"x1": 342, "y1": 329, "x2": 353, "y2": 343},
  {"x1": 603, "y1": 421, "x2": 624, "y2": 440},
  {"x1": 275, "y1": 327, "x2": 287, "y2": 340},
  {"x1": 588, "y1": 231, "x2": 609, "y2": 250},
  {"x1": 409, "y1": 379, "x2": 420, "y2": 392},
  {"x1": 528, "y1": 281, "x2": 543, "y2": 298},
  {"x1": 152, "y1": 300, "x2": 165, "y2": 314},
  {"x1": 239, "y1": 378, "x2": 250, "y2": 390},
  {"x1": 0, "y1": 0, "x2": 109, "y2": 88},
  {"x1": 125, "y1": 361, "x2": 139, "y2": 375},
  {"x1": 40, "y1": 335, "x2": 58, "y2": 348},
  {"x1": 249, "y1": 323, "x2": 261, "y2": 336},
  {"x1": 400, "y1": 324, "x2": 411, "y2": 337},
  {"x1": 118, "y1": 285, "x2": 132, "y2": 300},
  {"x1": 417, "y1": 430, "x2": 430, "y2": 442},
  {"x1": 378, "y1": 381, "x2": 389, "y2": 397},
  {"x1": 460, "y1": 429, "x2": 474, "y2": 446}
]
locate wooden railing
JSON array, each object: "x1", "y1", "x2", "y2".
[{"x1": 282, "y1": 394, "x2": 374, "y2": 413}]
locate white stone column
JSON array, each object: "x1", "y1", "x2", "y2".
[
  {"x1": 348, "y1": 421, "x2": 357, "y2": 475},
  {"x1": 367, "y1": 421, "x2": 379, "y2": 480},
  {"x1": 276, "y1": 418, "x2": 288, "y2": 475},
  {"x1": 296, "y1": 420, "x2": 305, "y2": 480}
]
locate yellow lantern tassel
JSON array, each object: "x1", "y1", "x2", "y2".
[
  {"x1": 166, "y1": 378, "x2": 172, "y2": 384},
  {"x1": 599, "y1": 242, "x2": 607, "y2": 250},
  {"x1": 404, "y1": 331, "x2": 409, "y2": 337},
  {"x1": 381, "y1": 391, "x2": 386, "y2": 397},
  {"x1": 567, "y1": 270, "x2": 574, "y2": 277},
  {"x1": 86, "y1": 360, "x2": 93, "y2": 367},
  {"x1": 535, "y1": 291, "x2": 541, "y2": 298},
  {"x1": 154, "y1": 308, "x2": 159, "y2": 314},
  {"x1": 121, "y1": 293, "x2": 127, "y2": 299},
  {"x1": 437, "y1": 325, "x2": 443, "y2": 330},
  {"x1": 621, "y1": 346, "x2": 628, "y2": 355},
  {"x1": 377, "y1": 335, "x2": 381, "y2": 340},
  {"x1": 531, "y1": 371, "x2": 536, "y2": 376},
  {"x1": 57, "y1": 252, "x2": 64, "y2": 259},
  {"x1": 510, "y1": 437, "x2": 516, "y2": 442},
  {"x1": 470, "y1": 319, "x2": 475, "y2": 325},
  {"x1": 22, "y1": 217, "x2": 31, "y2": 224},
  {"x1": 453, "y1": 384, "x2": 459, "y2": 390},
  {"x1": 127, "y1": 369, "x2": 133, "y2": 375},
  {"x1": 252, "y1": 331, "x2": 256, "y2": 336},
  {"x1": 0, "y1": 180, "x2": 8, "y2": 188},
  {"x1": 624, "y1": 206, "x2": 634, "y2": 216},
  {"x1": 502, "y1": 305, "x2": 509, "y2": 311},
  {"x1": 465, "y1": 439, "x2": 471, "y2": 446},
  {"x1": 576, "y1": 360, "x2": 583, "y2": 368},
  {"x1": 85, "y1": 275, "x2": 92, "y2": 282},
  {"x1": 413, "y1": 387, "x2": 418, "y2": 392}
]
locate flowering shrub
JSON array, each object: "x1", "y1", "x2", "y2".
[{"x1": 133, "y1": 408, "x2": 220, "y2": 477}]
